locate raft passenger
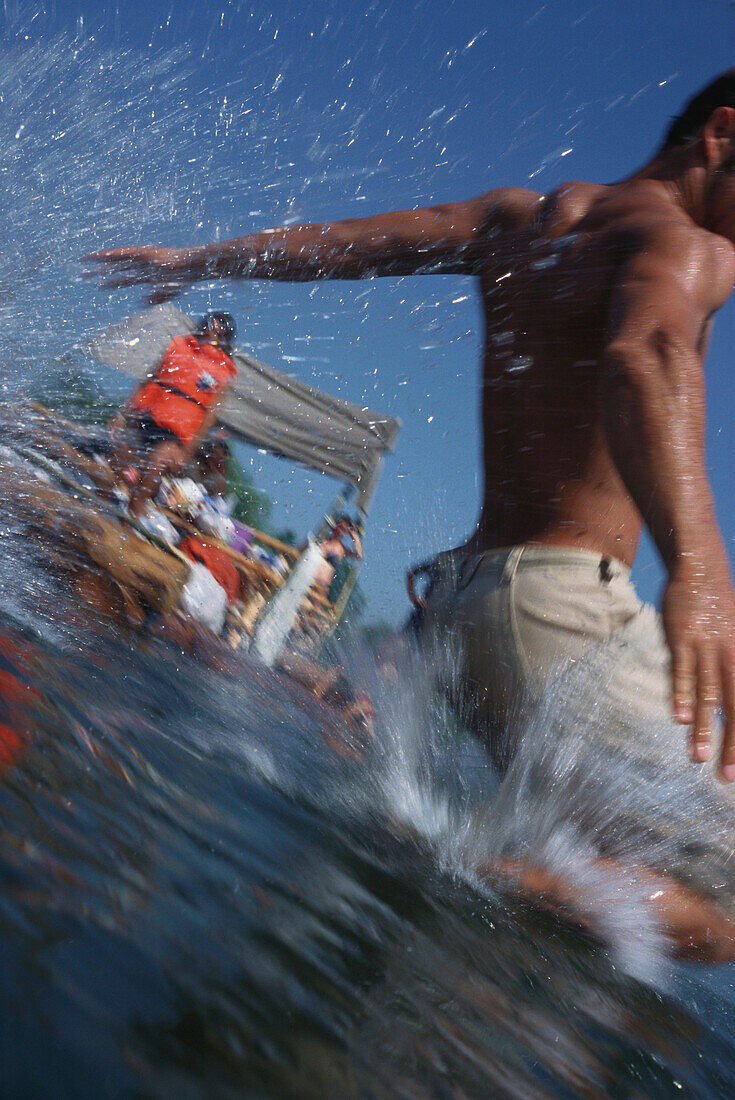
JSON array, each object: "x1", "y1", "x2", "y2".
[
  {"x1": 196, "y1": 434, "x2": 232, "y2": 499},
  {"x1": 315, "y1": 516, "x2": 362, "y2": 595},
  {"x1": 109, "y1": 311, "x2": 238, "y2": 518}
]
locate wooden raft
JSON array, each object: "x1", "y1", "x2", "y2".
[
  {"x1": 2, "y1": 459, "x2": 189, "y2": 624},
  {"x1": 8, "y1": 402, "x2": 339, "y2": 642}
]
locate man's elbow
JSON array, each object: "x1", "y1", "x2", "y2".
[
  {"x1": 602, "y1": 340, "x2": 671, "y2": 398},
  {"x1": 603, "y1": 339, "x2": 646, "y2": 373},
  {"x1": 603, "y1": 331, "x2": 697, "y2": 395}
]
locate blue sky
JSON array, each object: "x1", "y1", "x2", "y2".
[{"x1": 3, "y1": 0, "x2": 735, "y2": 619}]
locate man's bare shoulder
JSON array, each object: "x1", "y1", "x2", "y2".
[
  {"x1": 615, "y1": 213, "x2": 735, "y2": 309},
  {"x1": 538, "y1": 179, "x2": 609, "y2": 228},
  {"x1": 471, "y1": 186, "x2": 544, "y2": 232},
  {"x1": 544, "y1": 178, "x2": 735, "y2": 307}
]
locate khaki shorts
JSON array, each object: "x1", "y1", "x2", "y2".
[
  {"x1": 423, "y1": 547, "x2": 643, "y2": 749},
  {"x1": 422, "y1": 545, "x2": 735, "y2": 902}
]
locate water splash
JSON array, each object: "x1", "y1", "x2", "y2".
[{"x1": 349, "y1": 613, "x2": 735, "y2": 986}]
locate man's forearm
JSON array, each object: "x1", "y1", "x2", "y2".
[
  {"x1": 86, "y1": 188, "x2": 542, "y2": 294},
  {"x1": 191, "y1": 204, "x2": 485, "y2": 282}
]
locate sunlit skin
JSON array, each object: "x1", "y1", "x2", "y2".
[
  {"x1": 487, "y1": 858, "x2": 735, "y2": 964},
  {"x1": 86, "y1": 104, "x2": 735, "y2": 959}
]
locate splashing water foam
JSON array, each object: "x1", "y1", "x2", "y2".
[{"x1": 346, "y1": 609, "x2": 735, "y2": 987}]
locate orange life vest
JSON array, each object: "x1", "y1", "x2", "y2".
[{"x1": 130, "y1": 335, "x2": 238, "y2": 446}]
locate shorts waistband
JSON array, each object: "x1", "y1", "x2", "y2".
[
  {"x1": 506, "y1": 545, "x2": 630, "y2": 575},
  {"x1": 442, "y1": 544, "x2": 632, "y2": 590}
]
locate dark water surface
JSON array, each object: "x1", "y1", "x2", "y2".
[{"x1": 1, "y1": 493, "x2": 735, "y2": 1100}]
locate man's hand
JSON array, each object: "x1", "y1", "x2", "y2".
[
  {"x1": 83, "y1": 245, "x2": 203, "y2": 303},
  {"x1": 662, "y1": 563, "x2": 735, "y2": 780}
]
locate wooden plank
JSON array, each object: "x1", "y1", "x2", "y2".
[
  {"x1": 240, "y1": 524, "x2": 300, "y2": 560},
  {"x1": 2, "y1": 458, "x2": 189, "y2": 616}
]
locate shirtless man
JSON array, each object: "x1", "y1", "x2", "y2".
[
  {"x1": 315, "y1": 516, "x2": 363, "y2": 593},
  {"x1": 88, "y1": 72, "x2": 735, "y2": 957}
]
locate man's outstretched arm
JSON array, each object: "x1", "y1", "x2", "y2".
[
  {"x1": 84, "y1": 189, "x2": 538, "y2": 298},
  {"x1": 600, "y1": 225, "x2": 735, "y2": 777}
]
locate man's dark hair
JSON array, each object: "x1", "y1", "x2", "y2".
[{"x1": 662, "y1": 69, "x2": 735, "y2": 150}]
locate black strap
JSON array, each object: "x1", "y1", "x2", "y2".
[{"x1": 152, "y1": 377, "x2": 209, "y2": 410}]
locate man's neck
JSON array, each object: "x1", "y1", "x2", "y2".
[{"x1": 628, "y1": 150, "x2": 709, "y2": 227}]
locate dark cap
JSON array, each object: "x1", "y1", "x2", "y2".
[{"x1": 199, "y1": 311, "x2": 236, "y2": 349}]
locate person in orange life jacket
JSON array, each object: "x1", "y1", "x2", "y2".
[{"x1": 108, "y1": 311, "x2": 237, "y2": 518}]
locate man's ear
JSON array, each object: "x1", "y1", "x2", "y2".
[{"x1": 703, "y1": 106, "x2": 735, "y2": 167}]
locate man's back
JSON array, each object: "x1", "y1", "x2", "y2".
[{"x1": 472, "y1": 178, "x2": 725, "y2": 565}]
